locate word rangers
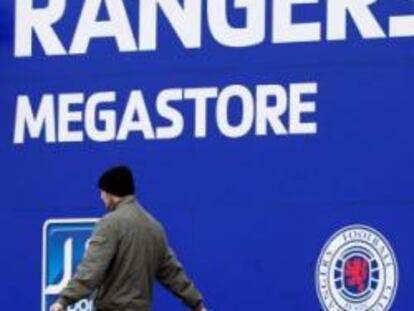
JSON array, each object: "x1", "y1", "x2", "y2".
[{"x1": 15, "y1": 0, "x2": 414, "y2": 57}]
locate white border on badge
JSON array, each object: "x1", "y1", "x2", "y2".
[
  {"x1": 41, "y1": 218, "x2": 99, "y2": 311},
  {"x1": 315, "y1": 224, "x2": 399, "y2": 311}
]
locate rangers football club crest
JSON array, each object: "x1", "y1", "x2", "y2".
[{"x1": 316, "y1": 225, "x2": 398, "y2": 311}]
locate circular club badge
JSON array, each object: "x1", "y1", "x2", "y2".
[{"x1": 316, "y1": 225, "x2": 398, "y2": 311}]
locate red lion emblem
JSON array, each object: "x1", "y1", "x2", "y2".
[{"x1": 345, "y1": 258, "x2": 369, "y2": 293}]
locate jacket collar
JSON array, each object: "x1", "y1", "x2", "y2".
[{"x1": 111, "y1": 194, "x2": 136, "y2": 211}]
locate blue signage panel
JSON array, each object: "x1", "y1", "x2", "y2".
[
  {"x1": 42, "y1": 219, "x2": 97, "y2": 311},
  {"x1": 1, "y1": 1, "x2": 414, "y2": 310}
]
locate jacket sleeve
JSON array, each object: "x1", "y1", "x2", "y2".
[
  {"x1": 156, "y1": 230, "x2": 203, "y2": 309},
  {"x1": 57, "y1": 217, "x2": 117, "y2": 308}
]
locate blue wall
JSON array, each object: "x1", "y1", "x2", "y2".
[{"x1": 1, "y1": 1, "x2": 413, "y2": 310}]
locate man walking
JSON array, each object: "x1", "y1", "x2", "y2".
[{"x1": 50, "y1": 166, "x2": 207, "y2": 311}]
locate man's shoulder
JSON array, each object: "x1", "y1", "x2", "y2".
[
  {"x1": 94, "y1": 213, "x2": 116, "y2": 230},
  {"x1": 134, "y1": 204, "x2": 168, "y2": 237},
  {"x1": 99, "y1": 208, "x2": 126, "y2": 228},
  {"x1": 100, "y1": 200, "x2": 165, "y2": 232}
]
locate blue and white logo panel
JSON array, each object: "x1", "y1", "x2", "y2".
[
  {"x1": 42, "y1": 219, "x2": 98, "y2": 311},
  {"x1": 316, "y1": 225, "x2": 399, "y2": 311}
]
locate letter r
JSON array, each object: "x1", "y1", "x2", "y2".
[{"x1": 15, "y1": 0, "x2": 67, "y2": 57}]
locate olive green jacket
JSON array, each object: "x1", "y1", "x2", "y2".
[{"x1": 57, "y1": 195, "x2": 203, "y2": 311}]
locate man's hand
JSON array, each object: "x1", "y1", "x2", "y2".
[
  {"x1": 49, "y1": 302, "x2": 64, "y2": 311},
  {"x1": 193, "y1": 303, "x2": 208, "y2": 311}
]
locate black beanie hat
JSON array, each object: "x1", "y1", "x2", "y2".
[{"x1": 98, "y1": 166, "x2": 135, "y2": 197}]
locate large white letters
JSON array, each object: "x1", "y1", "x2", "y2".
[
  {"x1": 85, "y1": 92, "x2": 117, "y2": 142},
  {"x1": 14, "y1": 95, "x2": 56, "y2": 143},
  {"x1": 139, "y1": 0, "x2": 202, "y2": 51},
  {"x1": 273, "y1": 0, "x2": 321, "y2": 43},
  {"x1": 327, "y1": 0, "x2": 385, "y2": 40},
  {"x1": 208, "y1": 0, "x2": 265, "y2": 47},
  {"x1": 15, "y1": 0, "x2": 66, "y2": 57},
  {"x1": 14, "y1": 0, "x2": 414, "y2": 57},
  {"x1": 117, "y1": 91, "x2": 155, "y2": 140},
  {"x1": 14, "y1": 84, "x2": 318, "y2": 144},
  {"x1": 70, "y1": 0, "x2": 137, "y2": 54}
]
